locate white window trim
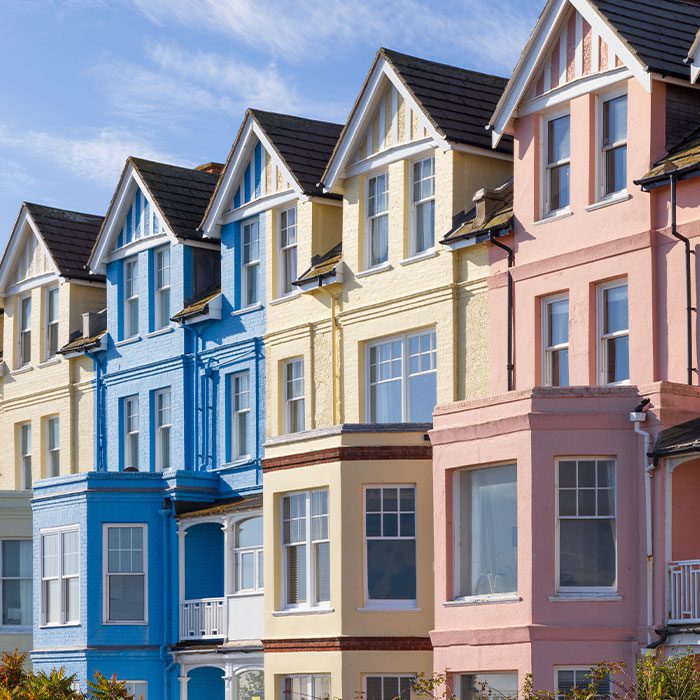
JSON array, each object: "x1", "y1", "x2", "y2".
[
  {"x1": 44, "y1": 286, "x2": 59, "y2": 361},
  {"x1": 596, "y1": 279, "x2": 629, "y2": 386},
  {"x1": 363, "y1": 675, "x2": 415, "y2": 700},
  {"x1": 555, "y1": 456, "x2": 618, "y2": 595},
  {"x1": 19, "y1": 422, "x2": 32, "y2": 490},
  {"x1": 233, "y1": 516, "x2": 264, "y2": 595},
  {"x1": 365, "y1": 170, "x2": 389, "y2": 270},
  {"x1": 102, "y1": 523, "x2": 148, "y2": 625},
  {"x1": 241, "y1": 218, "x2": 260, "y2": 309},
  {"x1": 363, "y1": 484, "x2": 417, "y2": 609},
  {"x1": 278, "y1": 207, "x2": 298, "y2": 299},
  {"x1": 540, "y1": 107, "x2": 571, "y2": 219},
  {"x1": 153, "y1": 247, "x2": 171, "y2": 331},
  {"x1": 18, "y1": 294, "x2": 32, "y2": 369},
  {"x1": 409, "y1": 155, "x2": 436, "y2": 257},
  {"x1": 554, "y1": 667, "x2": 612, "y2": 699},
  {"x1": 0, "y1": 538, "x2": 32, "y2": 630},
  {"x1": 280, "y1": 489, "x2": 330, "y2": 611},
  {"x1": 230, "y1": 371, "x2": 252, "y2": 462},
  {"x1": 45, "y1": 415, "x2": 60, "y2": 478},
  {"x1": 40, "y1": 525, "x2": 80, "y2": 627},
  {"x1": 123, "y1": 258, "x2": 139, "y2": 339},
  {"x1": 282, "y1": 357, "x2": 305, "y2": 435},
  {"x1": 122, "y1": 396, "x2": 140, "y2": 470},
  {"x1": 365, "y1": 329, "x2": 437, "y2": 423},
  {"x1": 281, "y1": 675, "x2": 331, "y2": 700},
  {"x1": 154, "y1": 388, "x2": 171, "y2": 472},
  {"x1": 541, "y1": 293, "x2": 569, "y2": 387},
  {"x1": 596, "y1": 87, "x2": 628, "y2": 203}
]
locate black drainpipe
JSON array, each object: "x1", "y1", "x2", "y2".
[
  {"x1": 490, "y1": 232, "x2": 515, "y2": 391},
  {"x1": 670, "y1": 173, "x2": 695, "y2": 385}
]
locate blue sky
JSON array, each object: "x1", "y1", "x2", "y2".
[{"x1": 0, "y1": 0, "x2": 542, "y2": 246}]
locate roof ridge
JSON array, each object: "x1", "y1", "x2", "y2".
[
  {"x1": 129, "y1": 156, "x2": 218, "y2": 177},
  {"x1": 24, "y1": 202, "x2": 104, "y2": 220},
  {"x1": 249, "y1": 108, "x2": 343, "y2": 130}
]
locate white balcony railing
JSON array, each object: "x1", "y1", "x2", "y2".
[
  {"x1": 180, "y1": 597, "x2": 227, "y2": 640},
  {"x1": 667, "y1": 560, "x2": 700, "y2": 624}
]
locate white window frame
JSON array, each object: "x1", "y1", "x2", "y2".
[
  {"x1": 122, "y1": 396, "x2": 140, "y2": 470},
  {"x1": 365, "y1": 171, "x2": 389, "y2": 269},
  {"x1": 123, "y1": 258, "x2": 139, "y2": 339},
  {"x1": 455, "y1": 672, "x2": 520, "y2": 700},
  {"x1": 45, "y1": 415, "x2": 60, "y2": 478},
  {"x1": 233, "y1": 516, "x2": 264, "y2": 594},
  {"x1": 278, "y1": 207, "x2": 298, "y2": 297},
  {"x1": 281, "y1": 674, "x2": 331, "y2": 700},
  {"x1": 365, "y1": 329, "x2": 437, "y2": 423},
  {"x1": 230, "y1": 371, "x2": 251, "y2": 461},
  {"x1": 597, "y1": 279, "x2": 629, "y2": 386},
  {"x1": 124, "y1": 681, "x2": 148, "y2": 700},
  {"x1": 598, "y1": 88, "x2": 628, "y2": 200},
  {"x1": 363, "y1": 484, "x2": 417, "y2": 609},
  {"x1": 242, "y1": 218, "x2": 260, "y2": 308},
  {"x1": 364, "y1": 675, "x2": 415, "y2": 700},
  {"x1": 45, "y1": 286, "x2": 59, "y2": 361},
  {"x1": 541, "y1": 108, "x2": 571, "y2": 217},
  {"x1": 555, "y1": 667, "x2": 611, "y2": 699},
  {"x1": 103, "y1": 523, "x2": 148, "y2": 624},
  {"x1": 0, "y1": 538, "x2": 32, "y2": 629},
  {"x1": 410, "y1": 155, "x2": 436, "y2": 256},
  {"x1": 556, "y1": 457, "x2": 617, "y2": 594},
  {"x1": 19, "y1": 422, "x2": 32, "y2": 490},
  {"x1": 280, "y1": 489, "x2": 330, "y2": 611},
  {"x1": 40, "y1": 526, "x2": 80, "y2": 626},
  {"x1": 541, "y1": 293, "x2": 569, "y2": 387},
  {"x1": 153, "y1": 247, "x2": 171, "y2": 330},
  {"x1": 283, "y1": 358, "x2": 305, "y2": 434},
  {"x1": 154, "y1": 388, "x2": 171, "y2": 472},
  {"x1": 18, "y1": 294, "x2": 32, "y2": 368}
]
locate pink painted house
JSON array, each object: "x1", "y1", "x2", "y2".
[{"x1": 432, "y1": 0, "x2": 700, "y2": 695}]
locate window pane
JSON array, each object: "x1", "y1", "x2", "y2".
[
  {"x1": 62, "y1": 531, "x2": 79, "y2": 576},
  {"x1": 286, "y1": 544, "x2": 306, "y2": 605},
  {"x1": 606, "y1": 336, "x2": 629, "y2": 383},
  {"x1": 415, "y1": 200, "x2": 435, "y2": 253},
  {"x1": 559, "y1": 519, "x2": 616, "y2": 587},
  {"x1": 240, "y1": 551, "x2": 255, "y2": 590},
  {"x1": 605, "y1": 145, "x2": 627, "y2": 195},
  {"x1": 549, "y1": 163, "x2": 570, "y2": 210},
  {"x1": 43, "y1": 534, "x2": 59, "y2": 577},
  {"x1": 460, "y1": 674, "x2": 518, "y2": 700},
  {"x1": 548, "y1": 299, "x2": 568, "y2": 346},
  {"x1": 315, "y1": 541, "x2": 330, "y2": 602},
  {"x1": 408, "y1": 371, "x2": 436, "y2": 422},
  {"x1": 603, "y1": 285, "x2": 628, "y2": 334},
  {"x1": 236, "y1": 517, "x2": 263, "y2": 548},
  {"x1": 65, "y1": 577, "x2": 79, "y2": 621},
  {"x1": 548, "y1": 115, "x2": 570, "y2": 162},
  {"x1": 551, "y1": 348, "x2": 569, "y2": 386},
  {"x1": 2, "y1": 579, "x2": 31, "y2": 626},
  {"x1": 45, "y1": 579, "x2": 60, "y2": 624},
  {"x1": 603, "y1": 95, "x2": 627, "y2": 145},
  {"x1": 108, "y1": 574, "x2": 145, "y2": 621},
  {"x1": 367, "y1": 539, "x2": 416, "y2": 600},
  {"x1": 239, "y1": 671, "x2": 264, "y2": 700}
]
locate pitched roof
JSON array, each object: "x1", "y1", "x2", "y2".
[
  {"x1": 294, "y1": 243, "x2": 343, "y2": 287},
  {"x1": 380, "y1": 48, "x2": 513, "y2": 154},
  {"x1": 635, "y1": 124, "x2": 700, "y2": 187},
  {"x1": 171, "y1": 287, "x2": 221, "y2": 322},
  {"x1": 653, "y1": 416, "x2": 700, "y2": 462},
  {"x1": 58, "y1": 330, "x2": 106, "y2": 356},
  {"x1": 23, "y1": 203, "x2": 104, "y2": 282},
  {"x1": 590, "y1": 0, "x2": 700, "y2": 80},
  {"x1": 177, "y1": 493, "x2": 263, "y2": 520},
  {"x1": 129, "y1": 158, "x2": 220, "y2": 240}
]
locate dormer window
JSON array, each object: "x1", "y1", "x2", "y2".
[
  {"x1": 601, "y1": 94, "x2": 627, "y2": 197},
  {"x1": 366, "y1": 173, "x2": 389, "y2": 268},
  {"x1": 18, "y1": 296, "x2": 31, "y2": 368},
  {"x1": 544, "y1": 113, "x2": 570, "y2": 215},
  {"x1": 410, "y1": 157, "x2": 435, "y2": 255},
  {"x1": 123, "y1": 258, "x2": 139, "y2": 339}
]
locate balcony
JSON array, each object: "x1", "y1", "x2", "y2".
[
  {"x1": 667, "y1": 560, "x2": 700, "y2": 625},
  {"x1": 180, "y1": 597, "x2": 227, "y2": 640}
]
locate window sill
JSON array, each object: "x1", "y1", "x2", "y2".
[
  {"x1": 38, "y1": 357, "x2": 61, "y2": 368},
  {"x1": 272, "y1": 607, "x2": 334, "y2": 617},
  {"x1": 585, "y1": 191, "x2": 631, "y2": 212},
  {"x1": 228, "y1": 590, "x2": 264, "y2": 599},
  {"x1": 535, "y1": 209, "x2": 573, "y2": 225},
  {"x1": 399, "y1": 248, "x2": 438, "y2": 266},
  {"x1": 356, "y1": 262, "x2": 392, "y2": 278},
  {"x1": 444, "y1": 592, "x2": 521, "y2": 607},
  {"x1": 10, "y1": 365, "x2": 34, "y2": 376},
  {"x1": 39, "y1": 622, "x2": 81, "y2": 629},
  {"x1": 548, "y1": 593, "x2": 621, "y2": 602},
  {"x1": 269, "y1": 292, "x2": 301, "y2": 306},
  {"x1": 231, "y1": 303, "x2": 263, "y2": 317},
  {"x1": 221, "y1": 456, "x2": 253, "y2": 469},
  {"x1": 356, "y1": 605, "x2": 421, "y2": 612},
  {"x1": 115, "y1": 336, "x2": 142, "y2": 347},
  {"x1": 146, "y1": 326, "x2": 174, "y2": 338},
  {"x1": 0, "y1": 625, "x2": 32, "y2": 633},
  {"x1": 102, "y1": 620, "x2": 148, "y2": 626}
]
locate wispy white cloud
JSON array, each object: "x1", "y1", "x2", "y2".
[{"x1": 0, "y1": 157, "x2": 36, "y2": 196}]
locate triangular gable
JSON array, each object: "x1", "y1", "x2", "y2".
[
  {"x1": 489, "y1": 0, "x2": 651, "y2": 146},
  {"x1": 322, "y1": 50, "x2": 449, "y2": 191},
  {"x1": 0, "y1": 205, "x2": 60, "y2": 294},
  {"x1": 89, "y1": 160, "x2": 177, "y2": 274},
  {"x1": 200, "y1": 111, "x2": 301, "y2": 238}
]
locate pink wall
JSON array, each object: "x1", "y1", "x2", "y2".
[{"x1": 671, "y1": 457, "x2": 700, "y2": 561}]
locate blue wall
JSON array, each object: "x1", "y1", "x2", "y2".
[{"x1": 184, "y1": 523, "x2": 224, "y2": 600}]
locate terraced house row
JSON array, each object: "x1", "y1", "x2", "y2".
[{"x1": 2, "y1": 0, "x2": 700, "y2": 698}]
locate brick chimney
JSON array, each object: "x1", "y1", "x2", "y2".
[{"x1": 195, "y1": 162, "x2": 225, "y2": 175}]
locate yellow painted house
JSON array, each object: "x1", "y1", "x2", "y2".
[
  {"x1": 260, "y1": 48, "x2": 513, "y2": 700},
  {"x1": 0, "y1": 202, "x2": 105, "y2": 654}
]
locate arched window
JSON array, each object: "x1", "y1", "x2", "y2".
[{"x1": 234, "y1": 517, "x2": 263, "y2": 593}]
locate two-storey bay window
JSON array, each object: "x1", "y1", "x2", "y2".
[
  {"x1": 154, "y1": 247, "x2": 170, "y2": 330},
  {"x1": 365, "y1": 486, "x2": 416, "y2": 605},
  {"x1": 234, "y1": 516, "x2": 263, "y2": 593},
  {"x1": 279, "y1": 207, "x2": 297, "y2": 296},
  {"x1": 367, "y1": 173, "x2": 389, "y2": 267},
  {"x1": 543, "y1": 294, "x2": 569, "y2": 387},
  {"x1": 41, "y1": 528, "x2": 79, "y2": 625},
  {"x1": 601, "y1": 94, "x2": 627, "y2": 197},
  {"x1": 1, "y1": 540, "x2": 31, "y2": 626},
  {"x1": 230, "y1": 371, "x2": 251, "y2": 460},
  {"x1": 366, "y1": 676, "x2": 413, "y2": 700},
  {"x1": 122, "y1": 396, "x2": 139, "y2": 470},
  {"x1": 598, "y1": 281, "x2": 629, "y2": 385},
  {"x1": 283, "y1": 358, "x2": 305, "y2": 434},
  {"x1": 282, "y1": 675, "x2": 330, "y2": 700},
  {"x1": 458, "y1": 673, "x2": 519, "y2": 700},
  {"x1": 557, "y1": 458, "x2": 616, "y2": 590},
  {"x1": 544, "y1": 113, "x2": 570, "y2": 214},
  {"x1": 123, "y1": 258, "x2": 139, "y2": 338},
  {"x1": 19, "y1": 423, "x2": 31, "y2": 489},
  {"x1": 282, "y1": 490, "x2": 329, "y2": 608},
  {"x1": 46, "y1": 416, "x2": 60, "y2": 478},
  {"x1": 18, "y1": 295, "x2": 31, "y2": 367},
  {"x1": 411, "y1": 156, "x2": 435, "y2": 254},
  {"x1": 45, "y1": 287, "x2": 59, "y2": 360},
  {"x1": 154, "y1": 388, "x2": 171, "y2": 471},
  {"x1": 242, "y1": 219, "x2": 260, "y2": 307},
  {"x1": 367, "y1": 330, "x2": 436, "y2": 423},
  {"x1": 453, "y1": 465, "x2": 517, "y2": 598},
  {"x1": 104, "y1": 525, "x2": 147, "y2": 623},
  {"x1": 556, "y1": 669, "x2": 610, "y2": 699}
]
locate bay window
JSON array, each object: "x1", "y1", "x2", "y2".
[
  {"x1": 543, "y1": 294, "x2": 569, "y2": 387},
  {"x1": 601, "y1": 94, "x2": 627, "y2": 197},
  {"x1": 598, "y1": 281, "x2": 629, "y2": 385},
  {"x1": 104, "y1": 525, "x2": 147, "y2": 623},
  {"x1": 282, "y1": 675, "x2": 330, "y2": 700},
  {"x1": 41, "y1": 527, "x2": 79, "y2": 625},
  {"x1": 544, "y1": 113, "x2": 570, "y2": 214},
  {"x1": 367, "y1": 173, "x2": 389, "y2": 267},
  {"x1": 242, "y1": 219, "x2": 260, "y2": 307},
  {"x1": 234, "y1": 516, "x2": 263, "y2": 593},
  {"x1": 366, "y1": 677, "x2": 413, "y2": 700},
  {"x1": 1, "y1": 540, "x2": 31, "y2": 627},
  {"x1": 279, "y1": 207, "x2": 297, "y2": 296},
  {"x1": 411, "y1": 156, "x2": 435, "y2": 254}
]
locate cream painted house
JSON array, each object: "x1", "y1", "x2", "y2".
[
  {"x1": 0, "y1": 202, "x2": 105, "y2": 655},
  {"x1": 260, "y1": 48, "x2": 513, "y2": 700}
]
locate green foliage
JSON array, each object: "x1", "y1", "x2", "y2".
[
  {"x1": 85, "y1": 672, "x2": 134, "y2": 700},
  {"x1": 635, "y1": 652, "x2": 700, "y2": 700},
  {"x1": 0, "y1": 651, "x2": 28, "y2": 692},
  {"x1": 20, "y1": 668, "x2": 83, "y2": 700}
]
